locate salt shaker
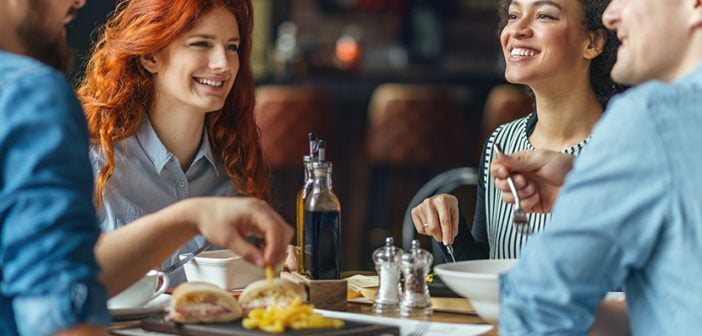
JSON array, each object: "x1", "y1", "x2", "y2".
[
  {"x1": 400, "y1": 239, "x2": 433, "y2": 317},
  {"x1": 372, "y1": 237, "x2": 403, "y2": 314}
]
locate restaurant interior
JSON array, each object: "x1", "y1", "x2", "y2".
[{"x1": 66, "y1": 0, "x2": 534, "y2": 271}]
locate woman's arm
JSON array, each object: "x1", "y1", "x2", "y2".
[{"x1": 96, "y1": 197, "x2": 293, "y2": 296}]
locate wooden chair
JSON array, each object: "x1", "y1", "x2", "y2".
[
  {"x1": 356, "y1": 84, "x2": 473, "y2": 266},
  {"x1": 480, "y1": 84, "x2": 533, "y2": 142}
]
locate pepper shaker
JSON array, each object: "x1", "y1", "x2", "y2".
[
  {"x1": 372, "y1": 237, "x2": 403, "y2": 314},
  {"x1": 400, "y1": 239, "x2": 433, "y2": 317}
]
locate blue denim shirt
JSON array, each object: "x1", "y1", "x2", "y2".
[
  {"x1": 90, "y1": 117, "x2": 235, "y2": 284},
  {"x1": 0, "y1": 51, "x2": 109, "y2": 335},
  {"x1": 500, "y1": 64, "x2": 702, "y2": 335}
]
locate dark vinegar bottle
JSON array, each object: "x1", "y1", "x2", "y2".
[{"x1": 303, "y1": 161, "x2": 341, "y2": 280}]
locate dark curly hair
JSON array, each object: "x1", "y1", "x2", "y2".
[{"x1": 497, "y1": 0, "x2": 623, "y2": 108}]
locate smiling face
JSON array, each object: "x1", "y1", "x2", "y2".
[
  {"x1": 500, "y1": 0, "x2": 597, "y2": 87},
  {"x1": 603, "y1": 0, "x2": 688, "y2": 85},
  {"x1": 142, "y1": 6, "x2": 240, "y2": 115}
]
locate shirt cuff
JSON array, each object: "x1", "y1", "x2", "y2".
[
  {"x1": 499, "y1": 272, "x2": 529, "y2": 336},
  {"x1": 12, "y1": 279, "x2": 109, "y2": 335}
]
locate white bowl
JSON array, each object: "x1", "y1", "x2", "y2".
[
  {"x1": 182, "y1": 250, "x2": 281, "y2": 290},
  {"x1": 434, "y1": 259, "x2": 517, "y2": 324}
]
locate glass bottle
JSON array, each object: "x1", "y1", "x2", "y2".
[
  {"x1": 400, "y1": 239, "x2": 433, "y2": 317},
  {"x1": 372, "y1": 237, "x2": 403, "y2": 314},
  {"x1": 295, "y1": 155, "x2": 315, "y2": 273},
  {"x1": 303, "y1": 161, "x2": 341, "y2": 280}
]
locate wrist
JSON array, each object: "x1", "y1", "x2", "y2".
[{"x1": 169, "y1": 198, "x2": 205, "y2": 237}]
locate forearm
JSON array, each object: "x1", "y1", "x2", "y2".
[
  {"x1": 95, "y1": 199, "x2": 200, "y2": 296},
  {"x1": 589, "y1": 301, "x2": 630, "y2": 336}
]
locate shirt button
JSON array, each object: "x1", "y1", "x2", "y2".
[{"x1": 178, "y1": 181, "x2": 185, "y2": 188}]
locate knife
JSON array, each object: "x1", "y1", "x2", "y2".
[{"x1": 163, "y1": 242, "x2": 212, "y2": 274}]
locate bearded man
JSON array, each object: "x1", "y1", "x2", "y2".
[{"x1": 0, "y1": 1, "x2": 294, "y2": 335}]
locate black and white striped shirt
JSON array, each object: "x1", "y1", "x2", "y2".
[{"x1": 476, "y1": 113, "x2": 589, "y2": 259}]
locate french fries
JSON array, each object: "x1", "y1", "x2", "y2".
[
  {"x1": 265, "y1": 265, "x2": 273, "y2": 287},
  {"x1": 242, "y1": 297, "x2": 344, "y2": 334}
]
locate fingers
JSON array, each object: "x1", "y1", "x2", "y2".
[
  {"x1": 411, "y1": 194, "x2": 458, "y2": 244},
  {"x1": 423, "y1": 201, "x2": 443, "y2": 243},
  {"x1": 223, "y1": 199, "x2": 292, "y2": 268},
  {"x1": 434, "y1": 196, "x2": 458, "y2": 245},
  {"x1": 226, "y1": 227, "x2": 265, "y2": 267},
  {"x1": 255, "y1": 204, "x2": 293, "y2": 268},
  {"x1": 491, "y1": 149, "x2": 542, "y2": 178},
  {"x1": 411, "y1": 206, "x2": 427, "y2": 235},
  {"x1": 519, "y1": 193, "x2": 543, "y2": 212},
  {"x1": 496, "y1": 173, "x2": 539, "y2": 209}
]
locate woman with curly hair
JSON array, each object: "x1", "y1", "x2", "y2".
[
  {"x1": 78, "y1": 0, "x2": 267, "y2": 283},
  {"x1": 412, "y1": 0, "x2": 624, "y2": 261}
]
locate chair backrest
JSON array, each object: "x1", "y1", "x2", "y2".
[
  {"x1": 480, "y1": 84, "x2": 533, "y2": 142},
  {"x1": 402, "y1": 167, "x2": 479, "y2": 251},
  {"x1": 255, "y1": 85, "x2": 336, "y2": 168},
  {"x1": 254, "y1": 85, "x2": 337, "y2": 227},
  {"x1": 366, "y1": 84, "x2": 468, "y2": 167}
]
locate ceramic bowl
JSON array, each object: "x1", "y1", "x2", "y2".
[{"x1": 434, "y1": 259, "x2": 517, "y2": 324}]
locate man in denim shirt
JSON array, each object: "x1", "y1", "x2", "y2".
[
  {"x1": 0, "y1": 0, "x2": 109, "y2": 334},
  {"x1": 0, "y1": 1, "x2": 293, "y2": 335},
  {"x1": 491, "y1": 0, "x2": 702, "y2": 334}
]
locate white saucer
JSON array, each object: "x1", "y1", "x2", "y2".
[{"x1": 110, "y1": 294, "x2": 170, "y2": 320}]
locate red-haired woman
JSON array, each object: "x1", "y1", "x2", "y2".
[{"x1": 78, "y1": 0, "x2": 267, "y2": 284}]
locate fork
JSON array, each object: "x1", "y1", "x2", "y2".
[
  {"x1": 493, "y1": 144, "x2": 531, "y2": 234},
  {"x1": 407, "y1": 321, "x2": 430, "y2": 336},
  {"x1": 444, "y1": 244, "x2": 456, "y2": 263}
]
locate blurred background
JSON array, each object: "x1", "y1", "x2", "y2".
[{"x1": 66, "y1": 0, "x2": 533, "y2": 270}]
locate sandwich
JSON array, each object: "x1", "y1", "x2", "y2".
[
  {"x1": 239, "y1": 278, "x2": 307, "y2": 313},
  {"x1": 166, "y1": 282, "x2": 242, "y2": 323}
]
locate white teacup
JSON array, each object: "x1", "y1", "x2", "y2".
[{"x1": 108, "y1": 270, "x2": 169, "y2": 309}]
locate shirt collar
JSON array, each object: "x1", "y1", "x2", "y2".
[
  {"x1": 135, "y1": 116, "x2": 220, "y2": 175},
  {"x1": 194, "y1": 127, "x2": 220, "y2": 175},
  {"x1": 679, "y1": 62, "x2": 702, "y2": 84},
  {"x1": 136, "y1": 117, "x2": 171, "y2": 173}
]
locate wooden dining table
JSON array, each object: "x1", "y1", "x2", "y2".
[
  {"x1": 346, "y1": 300, "x2": 497, "y2": 336},
  {"x1": 109, "y1": 270, "x2": 497, "y2": 335},
  {"x1": 109, "y1": 300, "x2": 497, "y2": 336}
]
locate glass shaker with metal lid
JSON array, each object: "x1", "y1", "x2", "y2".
[
  {"x1": 400, "y1": 239, "x2": 433, "y2": 317},
  {"x1": 372, "y1": 237, "x2": 403, "y2": 314}
]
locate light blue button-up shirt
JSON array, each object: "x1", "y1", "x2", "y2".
[
  {"x1": 90, "y1": 117, "x2": 236, "y2": 284},
  {"x1": 0, "y1": 51, "x2": 109, "y2": 335},
  {"x1": 500, "y1": 64, "x2": 702, "y2": 335}
]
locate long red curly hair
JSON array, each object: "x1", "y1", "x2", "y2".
[{"x1": 78, "y1": 0, "x2": 267, "y2": 206}]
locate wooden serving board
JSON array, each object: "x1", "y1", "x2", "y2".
[{"x1": 141, "y1": 313, "x2": 399, "y2": 336}]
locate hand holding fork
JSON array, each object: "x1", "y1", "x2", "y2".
[
  {"x1": 493, "y1": 144, "x2": 531, "y2": 234},
  {"x1": 490, "y1": 146, "x2": 574, "y2": 214}
]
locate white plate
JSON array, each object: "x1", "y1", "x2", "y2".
[
  {"x1": 316, "y1": 309, "x2": 493, "y2": 336},
  {"x1": 110, "y1": 294, "x2": 170, "y2": 320}
]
